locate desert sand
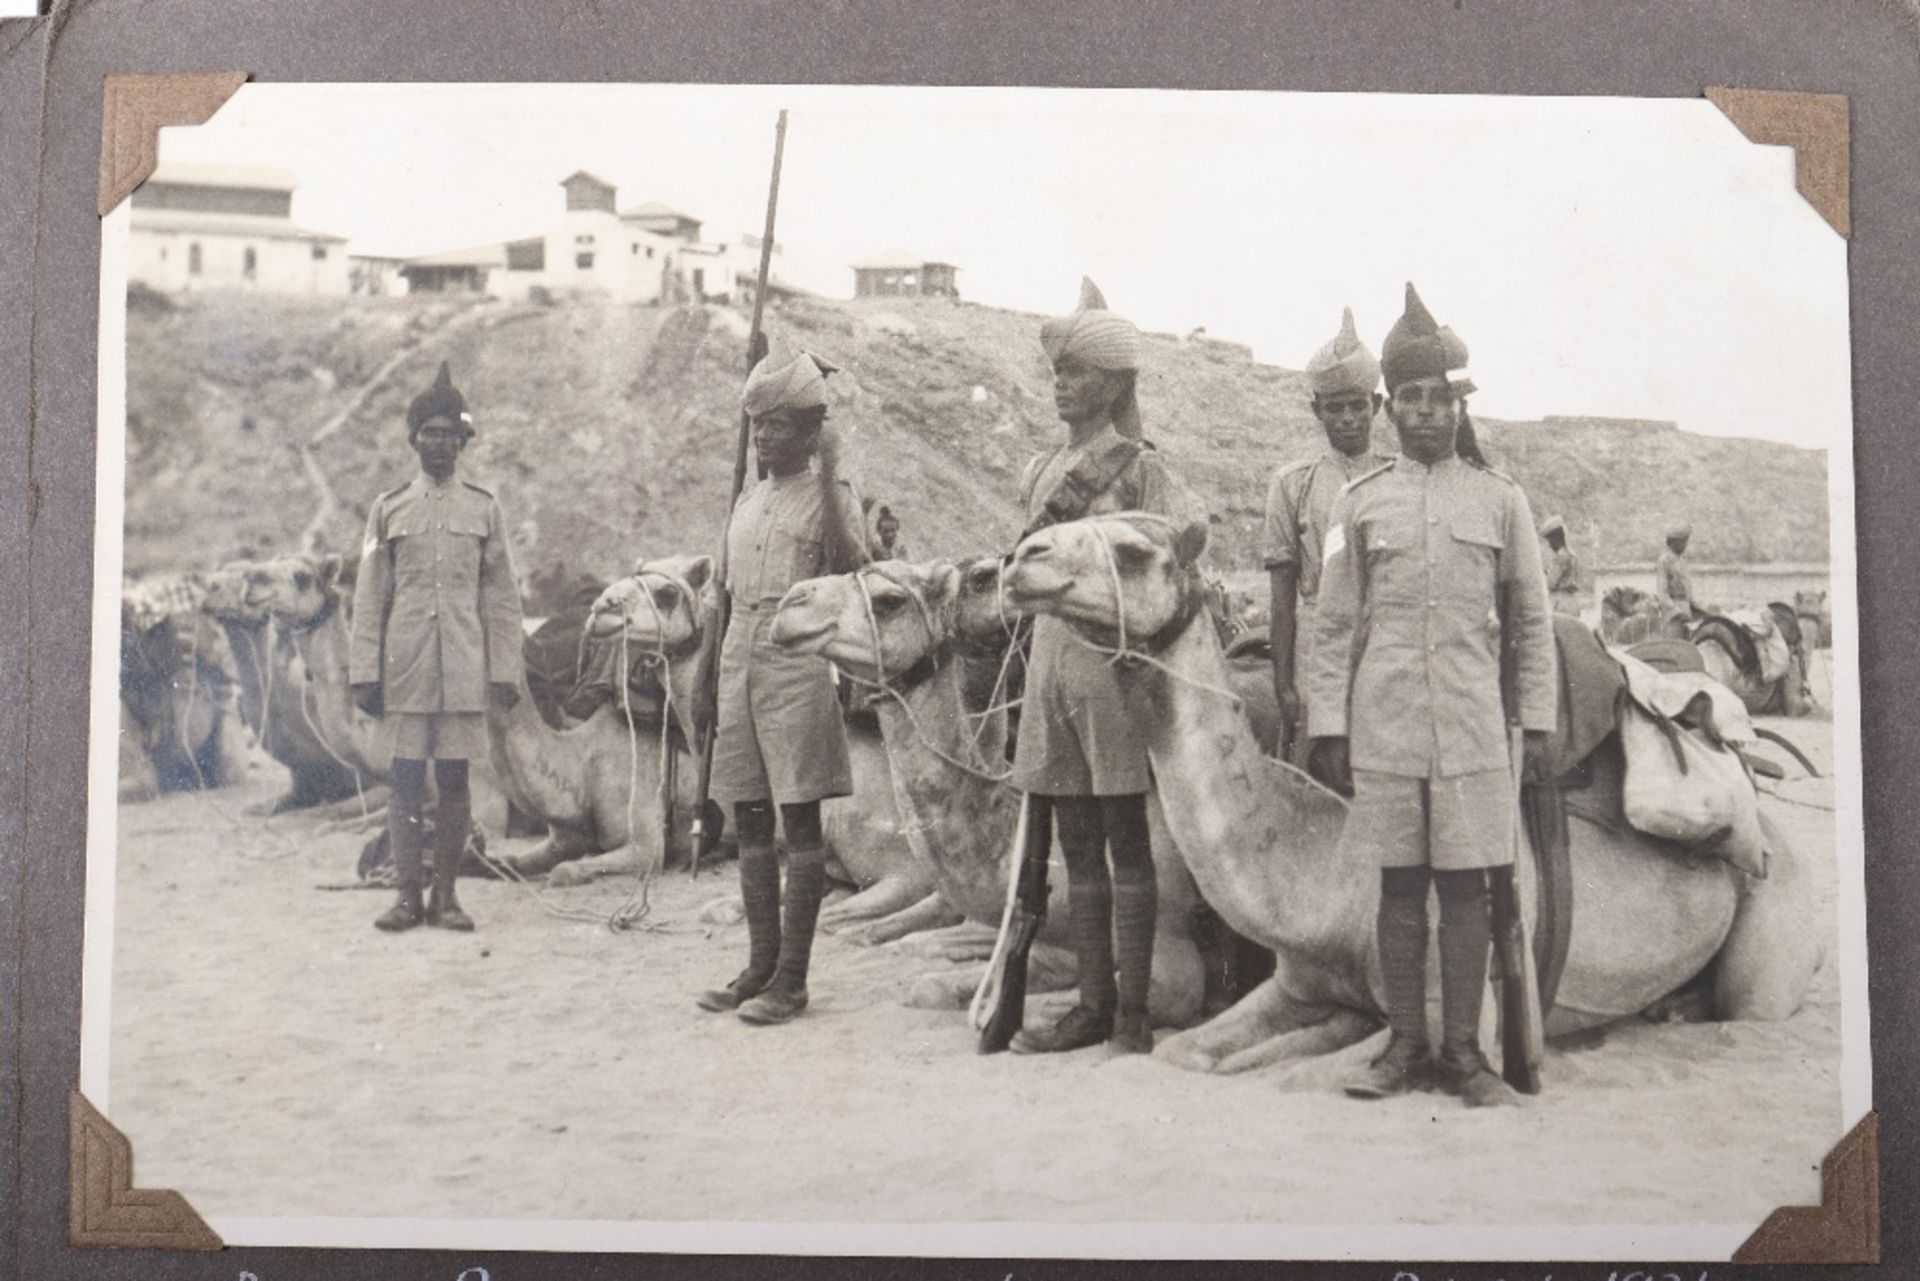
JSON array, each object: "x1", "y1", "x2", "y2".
[{"x1": 102, "y1": 714, "x2": 1843, "y2": 1236}]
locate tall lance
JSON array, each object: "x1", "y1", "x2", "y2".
[{"x1": 688, "y1": 108, "x2": 787, "y2": 877}]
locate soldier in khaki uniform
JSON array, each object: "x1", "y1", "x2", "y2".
[
  {"x1": 695, "y1": 347, "x2": 868, "y2": 1026},
  {"x1": 1655, "y1": 521, "x2": 1695, "y2": 626},
  {"x1": 1263, "y1": 307, "x2": 1394, "y2": 768},
  {"x1": 1307, "y1": 284, "x2": 1555, "y2": 1107},
  {"x1": 350, "y1": 362, "x2": 525, "y2": 933},
  {"x1": 1007, "y1": 280, "x2": 1193, "y2": 1057},
  {"x1": 1541, "y1": 515, "x2": 1586, "y2": 616}
]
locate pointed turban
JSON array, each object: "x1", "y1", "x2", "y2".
[
  {"x1": 1305, "y1": 307, "x2": 1382, "y2": 397},
  {"x1": 408, "y1": 361, "x2": 472, "y2": 434},
  {"x1": 741, "y1": 344, "x2": 840, "y2": 416},
  {"x1": 1380, "y1": 283, "x2": 1475, "y2": 396},
  {"x1": 1038, "y1": 276, "x2": 1142, "y2": 372}
]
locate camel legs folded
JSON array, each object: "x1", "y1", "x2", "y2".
[
  {"x1": 375, "y1": 758, "x2": 427, "y2": 932},
  {"x1": 1345, "y1": 867, "x2": 1432, "y2": 1098},
  {"x1": 427, "y1": 760, "x2": 475, "y2": 932},
  {"x1": 839, "y1": 890, "x2": 963, "y2": 948}
]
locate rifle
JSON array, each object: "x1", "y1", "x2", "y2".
[
  {"x1": 1494, "y1": 581, "x2": 1547, "y2": 1094},
  {"x1": 688, "y1": 109, "x2": 788, "y2": 877},
  {"x1": 973, "y1": 791, "x2": 1051, "y2": 1054}
]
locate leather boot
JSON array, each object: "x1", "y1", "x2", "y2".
[
  {"x1": 1346, "y1": 875, "x2": 1432, "y2": 1098},
  {"x1": 738, "y1": 850, "x2": 826, "y2": 1025},
  {"x1": 375, "y1": 764, "x2": 426, "y2": 932},
  {"x1": 427, "y1": 782, "x2": 474, "y2": 932},
  {"x1": 1109, "y1": 876, "x2": 1157, "y2": 1053},
  {"x1": 697, "y1": 841, "x2": 781, "y2": 1012},
  {"x1": 1435, "y1": 870, "x2": 1519, "y2": 1108}
]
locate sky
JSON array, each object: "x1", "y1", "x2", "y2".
[{"x1": 155, "y1": 83, "x2": 1852, "y2": 449}]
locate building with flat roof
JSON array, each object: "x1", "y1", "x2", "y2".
[
  {"x1": 128, "y1": 163, "x2": 349, "y2": 295},
  {"x1": 851, "y1": 248, "x2": 959, "y2": 299}
]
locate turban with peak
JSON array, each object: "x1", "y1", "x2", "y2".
[
  {"x1": 1305, "y1": 307, "x2": 1382, "y2": 397},
  {"x1": 1667, "y1": 521, "x2": 1693, "y2": 541},
  {"x1": 1380, "y1": 283, "x2": 1475, "y2": 396},
  {"x1": 1039, "y1": 277, "x2": 1142, "y2": 372},
  {"x1": 408, "y1": 361, "x2": 472, "y2": 435},
  {"x1": 741, "y1": 343, "x2": 840, "y2": 417},
  {"x1": 1540, "y1": 515, "x2": 1566, "y2": 538}
]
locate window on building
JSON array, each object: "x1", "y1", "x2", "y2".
[
  {"x1": 646, "y1": 246, "x2": 655, "y2": 259},
  {"x1": 312, "y1": 244, "x2": 328, "y2": 261},
  {"x1": 575, "y1": 234, "x2": 595, "y2": 245},
  {"x1": 576, "y1": 252, "x2": 595, "y2": 270},
  {"x1": 243, "y1": 247, "x2": 258, "y2": 280},
  {"x1": 188, "y1": 243, "x2": 202, "y2": 275}
]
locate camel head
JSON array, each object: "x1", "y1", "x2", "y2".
[
  {"x1": 201, "y1": 559, "x2": 270, "y2": 624},
  {"x1": 769, "y1": 560, "x2": 963, "y2": 688},
  {"x1": 249, "y1": 553, "x2": 346, "y2": 628},
  {"x1": 587, "y1": 554, "x2": 714, "y2": 658},
  {"x1": 1006, "y1": 512, "x2": 1210, "y2": 652},
  {"x1": 950, "y1": 555, "x2": 1024, "y2": 653}
]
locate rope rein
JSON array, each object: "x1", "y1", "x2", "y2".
[
  {"x1": 845, "y1": 568, "x2": 1014, "y2": 786},
  {"x1": 1060, "y1": 520, "x2": 1244, "y2": 708}
]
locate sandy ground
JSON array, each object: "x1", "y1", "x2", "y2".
[{"x1": 104, "y1": 715, "x2": 1843, "y2": 1233}]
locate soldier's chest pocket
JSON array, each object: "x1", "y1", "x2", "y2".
[
  {"x1": 768, "y1": 525, "x2": 824, "y2": 583},
  {"x1": 1447, "y1": 517, "x2": 1504, "y2": 605}
]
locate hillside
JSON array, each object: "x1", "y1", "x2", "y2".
[{"x1": 122, "y1": 292, "x2": 1831, "y2": 612}]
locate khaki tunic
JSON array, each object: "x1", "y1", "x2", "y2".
[
  {"x1": 1011, "y1": 425, "x2": 1190, "y2": 797},
  {"x1": 349, "y1": 472, "x2": 524, "y2": 724},
  {"x1": 1262, "y1": 447, "x2": 1394, "y2": 734},
  {"x1": 1545, "y1": 545, "x2": 1585, "y2": 616},
  {"x1": 710, "y1": 471, "x2": 865, "y2": 807},
  {"x1": 1655, "y1": 547, "x2": 1692, "y2": 617},
  {"x1": 1307, "y1": 454, "x2": 1555, "y2": 871},
  {"x1": 1307, "y1": 453, "x2": 1556, "y2": 779}
]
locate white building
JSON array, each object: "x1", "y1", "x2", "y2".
[
  {"x1": 128, "y1": 163, "x2": 349, "y2": 295},
  {"x1": 400, "y1": 171, "x2": 792, "y2": 304}
]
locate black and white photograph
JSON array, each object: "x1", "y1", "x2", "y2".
[{"x1": 83, "y1": 82, "x2": 1865, "y2": 1257}]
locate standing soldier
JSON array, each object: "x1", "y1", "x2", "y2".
[
  {"x1": 695, "y1": 346, "x2": 868, "y2": 1026},
  {"x1": 1655, "y1": 521, "x2": 1695, "y2": 627},
  {"x1": 350, "y1": 362, "x2": 525, "y2": 934},
  {"x1": 1307, "y1": 284, "x2": 1555, "y2": 1106},
  {"x1": 1008, "y1": 279, "x2": 1192, "y2": 1056},
  {"x1": 1263, "y1": 307, "x2": 1393, "y2": 768},
  {"x1": 1540, "y1": 516, "x2": 1585, "y2": 616}
]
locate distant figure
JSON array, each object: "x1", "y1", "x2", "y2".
[
  {"x1": 1263, "y1": 307, "x2": 1392, "y2": 766},
  {"x1": 868, "y1": 502, "x2": 909, "y2": 562},
  {"x1": 1655, "y1": 521, "x2": 1695, "y2": 625},
  {"x1": 1540, "y1": 516, "x2": 1585, "y2": 616}
]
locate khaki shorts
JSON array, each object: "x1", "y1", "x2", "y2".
[
  {"x1": 1011, "y1": 615, "x2": 1150, "y2": 797},
  {"x1": 1342, "y1": 768, "x2": 1515, "y2": 870},
  {"x1": 390, "y1": 712, "x2": 490, "y2": 762}
]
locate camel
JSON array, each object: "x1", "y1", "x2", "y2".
[
  {"x1": 1002, "y1": 512, "x2": 1823, "y2": 1076},
  {"x1": 768, "y1": 556, "x2": 1208, "y2": 1025},
  {"x1": 118, "y1": 606, "x2": 237, "y2": 795},
  {"x1": 458, "y1": 553, "x2": 706, "y2": 887},
  {"x1": 589, "y1": 556, "x2": 927, "y2": 922},
  {"x1": 1692, "y1": 606, "x2": 1812, "y2": 717},
  {"x1": 201, "y1": 555, "x2": 365, "y2": 811}
]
